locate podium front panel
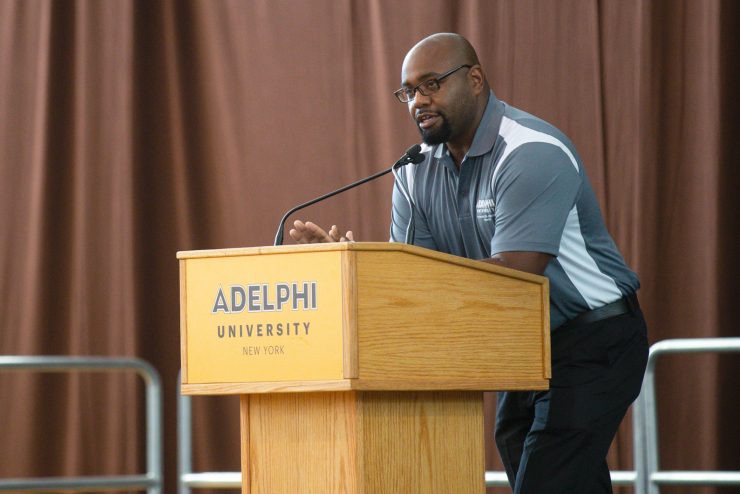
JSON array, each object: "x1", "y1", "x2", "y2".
[{"x1": 181, "y1": 250, "x2": 345, "y2": 384}]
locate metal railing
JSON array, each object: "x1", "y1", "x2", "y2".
[
  {"x1": 0, "y1": 356, "x2": 163, "y2": 494},
  {"x1": 3, "y1": 340, "x2": 737, "y2": 492},
  {"x1": 633, "y1": 338, "x2": 740, "y2": 494}
]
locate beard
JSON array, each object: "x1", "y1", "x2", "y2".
[{"x1": 417, "y1": 114, "x2": 453, "y2": 145}]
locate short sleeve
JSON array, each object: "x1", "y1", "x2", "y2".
[{"x1": 490, "y1": 143, "x2": 582, "y2": 256}]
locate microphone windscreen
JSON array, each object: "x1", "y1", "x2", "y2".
[{"x1": 405, "y1": 144, "x2": 422, "y2": 157}]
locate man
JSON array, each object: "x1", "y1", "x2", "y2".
[{"x1": 291, "y1": 33, "x2": 648, "y2": 494}]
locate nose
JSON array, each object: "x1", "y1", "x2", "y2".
[{"x1": 409, "y1": 88, "x2": 431, "y2": 112}]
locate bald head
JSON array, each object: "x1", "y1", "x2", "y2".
[
  {"x1": 401, "y1": 33, "x2": 488, "y2": 95},
  {"x1": 403, "y1": 33, "x2": 480, "y2": 71}
]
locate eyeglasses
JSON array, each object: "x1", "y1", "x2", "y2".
[{"x1": 394, "y1": 64, "x2": 472, "y2": 103}]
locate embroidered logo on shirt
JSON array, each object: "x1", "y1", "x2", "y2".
[{"x1": 476, "y1": 198, "x2": 495, "y2": 221}]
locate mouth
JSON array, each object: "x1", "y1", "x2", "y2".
[{"x1": 416, "y1": 112, "x2": 441, "y2": 130}]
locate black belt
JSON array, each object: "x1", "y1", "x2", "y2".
[{"x1": 565, "y1": 294, "x2": 640, "y2": 327}]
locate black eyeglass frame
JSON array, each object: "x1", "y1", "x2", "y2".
[{"x1": 394, "y1": 64, "x2": 472, "y2": 103}]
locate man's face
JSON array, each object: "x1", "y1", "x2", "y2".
[{"x1": 401, "y1": 49, "x2": 475, "y2": 146}]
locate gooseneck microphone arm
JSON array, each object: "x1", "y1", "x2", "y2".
[{"x1": 273, "y1": 144, "x2": 424, "y2": 246}]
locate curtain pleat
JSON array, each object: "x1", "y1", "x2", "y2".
[{"x1": 0, "y1": 1, "x2": 737, "y2": 493}]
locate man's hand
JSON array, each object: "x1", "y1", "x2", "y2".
[{"x1": 289, "y1": 220, "x2": 355, "y2": 244}]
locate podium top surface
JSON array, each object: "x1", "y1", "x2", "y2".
[{"x1": 176, "y1": 241, "x2": 545, "y2": 285}]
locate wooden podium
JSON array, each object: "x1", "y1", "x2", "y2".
[{"x1": 178, "y1": 242, "x2": 550, "y2": 493}]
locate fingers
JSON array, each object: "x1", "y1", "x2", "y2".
[
  {"x1": 289, "y1": 220, "x2": 332, "y2": 243},
  {"x1": 288, "y1": 228, "x2": 306, "y2": 243},
  {"x1": 288, "y1": 220, "x2": 309, "y2": 244},
  {"x1": 289, "y1": 220, "x2": 356, "y2": 244},
  {"x1": 328, "y1": 225, "x2": 342, "y2": 242},
  {"x1": 330, "y1": 225, "x2": 356, "y2": 242},
  {"x1": 305, "y1": 221, "x2": 332, "y2": 241}
]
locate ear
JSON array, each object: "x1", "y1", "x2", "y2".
[{"x1": 468, "y1": 65, "x2": 485, "y2": 96}]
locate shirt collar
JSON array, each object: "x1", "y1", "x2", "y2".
[
  {"x1": 431, "y1": 90, "x2": 505, "y2": 163},
  {"x1": 467, "y1": 90, "x2": 504, "y2": 157}
]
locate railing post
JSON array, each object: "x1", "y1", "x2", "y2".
[
  {"x1": 633, "y1": 391, "x2": 648, "y2": 494},
  {"x1": 178, "y1": 372, "x2": 193, "y2": 494},
  {"x1": 643, "y1": 349, "x2": 661, "y2": 494},
  {"x1": 141, "y1": 360, "x2": 163, "y2": 494}
]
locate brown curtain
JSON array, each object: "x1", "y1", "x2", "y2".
[{"x1": 0, "y1": 1, "x2": 737, "y2": 493}]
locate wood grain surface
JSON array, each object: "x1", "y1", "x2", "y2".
[
  {"x1": 354, "y1": 250, "x2": 548, "y2": 389},
  {"x1": 240, "y1": 391, "x2": 484, "y2": 493}
]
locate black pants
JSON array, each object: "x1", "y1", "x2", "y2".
[{"x1": 494, "y1": 306, "x2": 648, "y2": 493}]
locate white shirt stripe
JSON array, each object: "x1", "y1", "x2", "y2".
[
  {"x1": 493, "y1": 116, "x2": 622, "y2": 309},
  {"x1": 558, "y1": 207, "x2": 622, "y2": 309},
  {"x1": 492, "y1": 116, "x2": 579, "y2": 188}
]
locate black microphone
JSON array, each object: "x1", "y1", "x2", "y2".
[{"x1": 273, "y1": 144, "x2": 425, "y2": 246}]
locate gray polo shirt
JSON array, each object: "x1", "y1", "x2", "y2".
[{"x1": 390, "y1": 91, "x2": 639, "y2": 329}]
